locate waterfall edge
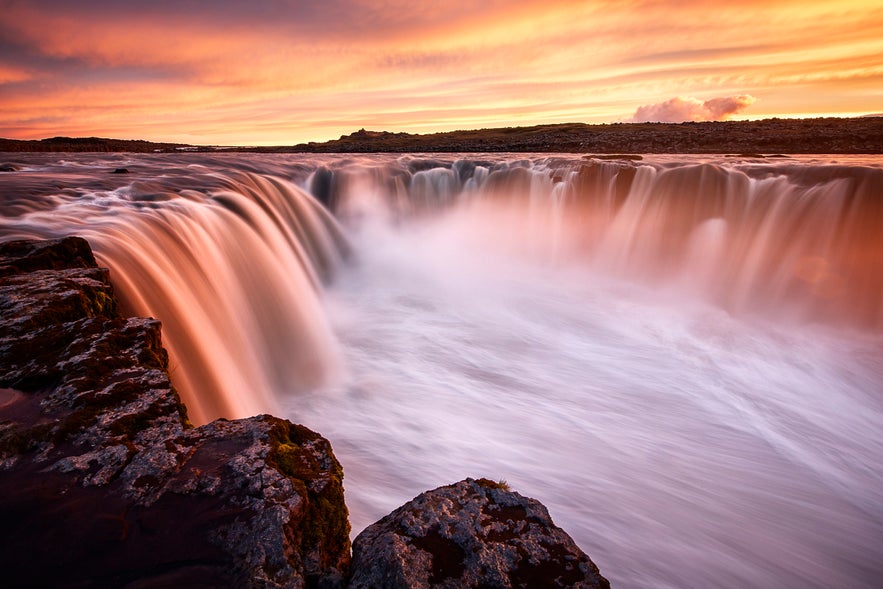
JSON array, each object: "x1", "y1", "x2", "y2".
[{"x1": 0, "y1": 236, "x2": 610, "y2": 588}]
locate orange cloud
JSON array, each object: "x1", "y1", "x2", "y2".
[{"x1": 1, "y1": 1, "x2": 881, "y2": 144}]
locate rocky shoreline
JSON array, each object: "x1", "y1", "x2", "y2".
[{"x1": 0, "y1": 237, "x2": 609, "y2": 588}]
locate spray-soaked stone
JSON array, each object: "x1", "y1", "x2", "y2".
[
  {"x1": 0, "y1": 237, "x2": 350, "y2": 588},
  {"x1": 348, "y1": 478, "x2": 609, "y2": 589}
]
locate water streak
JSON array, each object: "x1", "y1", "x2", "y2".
[
  {"x1": 316, "y1": 156, "x2": 883, "y2": 329},
  {"x1": 1, "y1": 159, "x2": 346, "y2": 423}
]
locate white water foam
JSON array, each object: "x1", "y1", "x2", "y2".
[
  {"x1": 286, "y1": 196, "x2": 883, "y2": 589},
  {"x1": 3, "y1": 153, "x2": 882, "y2": 588}
]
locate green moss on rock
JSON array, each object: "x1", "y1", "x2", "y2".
[{"x1": 265, "y1": 418, "x2": 351, "y2": 580}]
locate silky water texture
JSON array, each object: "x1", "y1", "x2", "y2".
[{"x1": 2, "y1": 153, "x2": 881, "y2": 589}]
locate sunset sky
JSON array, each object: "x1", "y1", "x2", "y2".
[{"x1": 1, "y1": 0, "x2": 881, "y2": 145}]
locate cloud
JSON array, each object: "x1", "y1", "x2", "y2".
[
  {"x1": 1, "y1": 0, "x2": 879, "y2": 144},
  {"x1": 627, "y1": 94, "x2": 756, "y2": 122}
]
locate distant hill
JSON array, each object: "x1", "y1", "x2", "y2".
[
  {"x1": 274, "y1": 118, "x2": 883, "y2": 154},
  {"x1": 0, "y1": 136, "x2": 192, "y2": 153},
  {"x1": 3, "y1": 118, "x2": 882, "y2": 154}
]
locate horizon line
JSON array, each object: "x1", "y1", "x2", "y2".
[{"x1": 4, "y1": 114, "x2": 881, "y2": 149}]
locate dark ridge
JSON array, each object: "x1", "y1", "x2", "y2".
[
  {"x1": 2, "y1": 117, "x2": 882, "y2": 154},
  {"x1": 273, "y1": 117, "x2": 883, "y2": 154},
  {"x1": 0, "y1": 136, "x2": 192, "y2": 153}
]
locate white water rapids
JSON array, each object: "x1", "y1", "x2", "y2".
[{"x1": 1, "y1": 153, "x2": 881, "y2": 588}]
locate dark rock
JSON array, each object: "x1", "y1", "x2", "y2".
[
  {"x1": 0, "y1": 237, "x2": 350, "y2": 588},
  {"x1": 582, "y1": 154, "x2": 643, "y2": 161},
  {"x1": 310, "y1": 166, "x2": 335, "y2": 209},
  {"x1": 0, "y1": 235, "x2": 98, "y2": 275},
  {"x1": 0, "y1": 137, "x2": 192, "y2": 153},
  {"x1": 348, "y1": 478, "x2": 609, "y2": 589},
  {"x1": 112, "y1": 168, "x2": 130, "y2": 174},
  {"x1": 0, "y1": 236, "x2": 610, "y2": 588}
]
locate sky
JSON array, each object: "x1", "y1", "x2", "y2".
[{"x1": 1, "y1": 0, "x2": 881, "y2": 145}]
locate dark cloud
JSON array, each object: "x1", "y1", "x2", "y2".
[
  {"x1": 0, "y1": 23, "x2": 81, "y2": 70},
  {"x1": 627, "y1": 95, "x2": 756, "y2": 122},
  {"x1": 0, "y1": 1, "x2": 484, "y2": 39},
  {"x1": 0, "y1": 17, "x2": 192, "y2": 87}
]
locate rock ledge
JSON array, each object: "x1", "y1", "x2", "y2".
[
  {"x1": 0, "y1": 237, "x2": 350, "y2": 588},
  {"x1": 0, "y1": 237, "x2": 610, "y2": 588}
]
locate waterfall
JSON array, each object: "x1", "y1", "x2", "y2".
[
  {"x1": 1, "y1": 164, "x2": 348, "y2": 424},
  {"x1": 316, "y1": 157, "x2": 883, "y2": 330},
  {"x1": 2, "y1": 154, "x2": 881, "y2": 415},
  {"x1": 2, "y1": 152, "x2": 882, "y2": 588}
]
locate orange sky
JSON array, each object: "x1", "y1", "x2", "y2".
[{"x1": 1, "y1": 0, "x2": 881, "y2": 145}]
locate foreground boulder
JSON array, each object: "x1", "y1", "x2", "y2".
[
  {"x1": 0, "y1": 237, "x2": 350, "y2": 588},
  {"x1": 348, "y1": 478, "x2": 610, "y2": 589}
]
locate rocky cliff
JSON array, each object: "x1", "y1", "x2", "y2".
[
  {"x1": 0, "y1": 237, "x2": 609, "y2": 588},
  {"x1": 0, "y1": 237, "x2": 350, "y2": 588}
]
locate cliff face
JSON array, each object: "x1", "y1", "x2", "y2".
[
  {"x1": 0, "y1": 237, "x2": 609, "y2": 588},
  {"x1": 0, "y1": 237, "x2": 350, "y2": 588}
]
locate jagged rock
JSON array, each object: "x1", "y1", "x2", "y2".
[
  {"x1": 347, "y1": 478, "x2": 609, "y2": 589},
  {"x1": 0, "y1": 237, "x2": 350, "y2": 588}
]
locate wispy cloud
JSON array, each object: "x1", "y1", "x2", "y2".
[
  {"x1": 0, "y1": 1, "x2": 880, "y2": 143},
  {"x1": 626, "y1": 95, "x2": 757, "y2": 123}
]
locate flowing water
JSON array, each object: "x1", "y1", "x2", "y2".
[{"x1": 1, "y1": 152, "x2": 882, "y2": 588}]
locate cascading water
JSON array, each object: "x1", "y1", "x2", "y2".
[
  {"x1": 0, "y1": 158, "x2": 348, "y2": 423},
  {"x1": 1, "y1": 153, "x2": 882, "y2": 588},
  {"x1": 317, "y1": 156, "x2": 883, "y2": 329}
]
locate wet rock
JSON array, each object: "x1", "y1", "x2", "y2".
[
  {"x1": 0, "y1": 236, "x2": 610, "y2": 588},
  {"x1": 0, "y1": 237, "x2": 350, "y2": 588},
  {"x1": 0, "y1": 234, "x2": 99, "y2": 274},
  {"x1": 348, "y1": 478, "x2": 609, "y2": 589}
]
